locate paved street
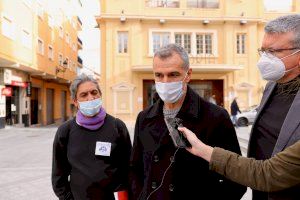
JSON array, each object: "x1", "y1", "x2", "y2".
[{"x1": 0, "y1": 124, "x2": 252, "y2": 200}]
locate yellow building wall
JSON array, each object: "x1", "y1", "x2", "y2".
[
  {"x1": 0, "y1": 0, "x2": 81, "y2": 126},
  {"x1": 35, "y1": 3, "x2": 78, "y2": 80},
  {"x1": 0, "y1": 0, "x2": 34, "y2": 67}
]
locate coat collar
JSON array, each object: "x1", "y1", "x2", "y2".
[{"x1": 146, "y1": 85, "x2": 200, "y2": 120}]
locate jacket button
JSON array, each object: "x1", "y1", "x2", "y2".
[
  {"x1": 169, "y1": 184, "x2": 174, "y2": 192},
  {"x1": 170, "y1": 156, "x2": 175, "y2": 163},
  {"x1": 153, "y1": 155, "x2": 159, "y2": 162},
  {"x1": 151, "y1": 181, "x2": 157, "y2": 189},
  {"x1": 219, "y1": 179, "x2": 223, "y2": 183}
]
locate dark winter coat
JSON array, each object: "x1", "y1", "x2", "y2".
[
  {"x1": 230, "y1": 99, "x2": 241, "y2": 116},
  {"x1": 129, "y1": 86, "x2": 246, "y2": 200}
]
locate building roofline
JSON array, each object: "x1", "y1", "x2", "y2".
[{"x1": 95, "y1": 14, "x2": 267, "y2": 23}]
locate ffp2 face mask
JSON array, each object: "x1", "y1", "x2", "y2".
[{"x1": 257, "y1": 50, "x2": 300, "y2": 81}]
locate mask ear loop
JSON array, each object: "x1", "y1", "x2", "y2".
[
  {"x1": 181, "y1": 71, "x2": 190, "y2": 92},
  {"x1": 281, "y1": 49, "x2": 300, "y2": 60},
  {"x1": 182, "y1": 71, "x2": 189, "y2": 82}
]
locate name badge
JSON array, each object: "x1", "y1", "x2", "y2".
[{"x1": 95, "y1": 142, "x2": 111, "y2": 156}]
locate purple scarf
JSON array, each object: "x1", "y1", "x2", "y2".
[{"x1": 76, "y1": 107, "x2": 106, "y2": 130}]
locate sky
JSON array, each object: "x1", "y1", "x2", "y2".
[
  {"x1": 78, "y1": 0, "x2": 100, "y2": 75},
  {"x1": 264, "y1": 0, "x2": 293, "y2": 11}
]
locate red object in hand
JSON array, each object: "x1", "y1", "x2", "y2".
[{"x1": 114, "y1": 190, "x2": 128, "y2": 200}]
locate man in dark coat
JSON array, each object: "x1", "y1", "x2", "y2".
[
  {"x1": 129, "y1": 44, "x2": 246, "y2": 200},
  {"x1": 230, "y1": 97, "x2": 241, "y2": 126},
  {"x1": 248, "y1": 14, "x2": 300, "y2": 200}
]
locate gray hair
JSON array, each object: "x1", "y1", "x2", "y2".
[
  {"x1": 70, "y1": 74, "x2": 101, "y2": 100},
  {"x1": 153, "y1": 43, "x2": 190, "y2": 70},
  {"x1": 265, "y1": 14, "x2": 300, "y2": 48}
]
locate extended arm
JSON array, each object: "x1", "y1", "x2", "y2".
[{"x1": 179, "y1": 127, "x2": 300, "y2": 192}]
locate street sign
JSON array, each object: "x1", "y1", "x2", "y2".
[
  {"x1": 26, "y1": 82, "x2": 32, "y2": 97},
  {"x1": 1, "y1": 87, "x2": 12, "y2": 96},
  {"x1": 11, "y1": 81, "x2": 27, "y2": 88}
]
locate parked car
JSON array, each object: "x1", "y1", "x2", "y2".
[{"x1": 236, "y1": 105, "x2": 258, "y2": 126}]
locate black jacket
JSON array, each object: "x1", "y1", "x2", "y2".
[
  {"x1": 129, "y1": 86, "x2": 246, "y2": 200},
  {"x1": 231, "y1": 99, "x2": 241, "y2": 116},
  {"x1": 52, "y1": 114, "x2": 132, "y2": 200}
]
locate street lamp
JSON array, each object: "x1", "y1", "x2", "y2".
[{"x1": 56, "y1": 60, "x2": 68, "y2": 74}]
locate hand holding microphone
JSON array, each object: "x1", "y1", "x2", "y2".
[{"x1": 177, "y1": 127, "x2": 214, "y2": 162}]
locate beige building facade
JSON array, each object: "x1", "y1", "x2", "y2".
[
  {"x1": 0, "y1": 0, "x2": 82, "y2": 127},
  {"x1": 96, "y1": 0, "x2": 300, "y2": 121}
]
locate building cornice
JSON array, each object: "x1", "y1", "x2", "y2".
[{"x1": 96, "y1": 14, "x2": 266, "y2": 23}]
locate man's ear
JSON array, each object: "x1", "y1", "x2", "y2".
[
  {"x1": 73, "y1": 99, "x2": 79, "y2": 108},
  {"x1": 186, "y1": 68, "x2": 192, "y2": 82}
]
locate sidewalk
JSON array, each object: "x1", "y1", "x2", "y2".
[
  {"x1": 0, "y1": 127, "x2": 57, "y2": 200},
  {"x1": 0, "y1": 124, "x2": 251, "y2": 200}
]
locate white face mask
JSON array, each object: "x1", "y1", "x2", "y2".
[
  {"x1": 155, "y1": 73, "x2": 188, "y2": 103},
  {"x1": 257, "y1": 50, "x2": 300, "y2": 82},
  {"x1": 78, "y1": 98, "x2": 102, "y2": 117}
]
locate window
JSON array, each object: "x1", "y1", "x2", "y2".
[
  {"x1": 59, "y1": 26, "x2": 63, "y2": 38},
  {"x1": 69, "y1": 60, "x2": 72, "y2": 70},
  {"x1": 152, "y1": 32, "x2": 170, "y2": 53},
  {"x1": 58, "y1": 54, "x2": 63, "y2": 66},
  {"x1": 237, "y1": 34, "x2": 246, "y2": 54},
  {"x1": 37, "y1": 39, "x2": 44, "y2": 55},
  {"x1": 196, "y1": 34, "x2": 212, "y2": 54},
  {"x1": 21, "y1": 30, "x2": 31, "y2": 48},
  {"x1": 72, "y1": 18, "x2": 77, "y2": 29},
  {"x1": 48, "y1": 46, "x2": 54, "y2": 60},
  {"x1": 48, "y1": 15, "x2": 54, "y2": 28},
  {"x1": 187, "y1": 0, "x2": 219, "y2": 8},
  {"x1": 65, "y1": 32, "x2": 70, "y2": 44},
  {"x1": 72, "y1": 43, "x2": 76, "y2": 51},
  {"x1": 65, "y1": 57, "x2": 69, "y2": 68},
  {"x1": 264, "y1": 0, "x2": 293, "y2": 12},
  {"x1": 58, "y1": 9, "x2": 64, "y2": 25},
  {"x1": 149, "y1": 30, "x2": 216, "y2": 56},
  {"x1": 146, "y1": 0, "x2": 180, "y2": 8},
  {"x1": 175, "y1": 33, "x2": 191, "y2": 54},
  {"x1": 1, "y1": 15, "x2": 15, "y2": 39},
  {"x1": 118, "y1": 32, "x2": 128, "y2": 53}
]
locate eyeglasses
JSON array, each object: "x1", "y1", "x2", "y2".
[{"x1": 257, "y1": 47, "x2": 299, "y2": 57}]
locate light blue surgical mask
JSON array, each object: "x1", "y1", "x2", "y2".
[
  {"x1": 155, "y1": 73, "x2": 188, "y2": 103},
  {"x1": 78, "y1": 98, "x2": 102, "y2": 117}
]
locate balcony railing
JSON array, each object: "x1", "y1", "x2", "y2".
[
  {"x1": 146, "y1": 0, "x2": 180, "y2": 8},
  {"x1": 77, "y1": 56, "x2": 82, "y2": 65},
  {"x1": 77, "y1": 37, "x2": 82, "y2": 46},
  {"x1": 77, "y1": 16, "x2": 82, "y2": 26},
  {"x1": 187, "y1": 0, "x2": 219, "y2": 8}
]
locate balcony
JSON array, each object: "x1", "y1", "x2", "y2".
[
  {"x1": 77, "y1": 56, "x2": 83, "y2": 66},
  {"x1": 77, "y1": 16, "x2": 82, "y2": 26},
  {"x1": 77, "y1": 37, "x2": 82, "y2": 49},
  {"x1": 187, "y1": 0, "x2": 219, "y2": 8},
  {"x1": 145, "y1": 0, "x2": 180, "y2": 8},
  {"x1": 77, "y1": 16, "x2": 82, "y2": 30}
]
